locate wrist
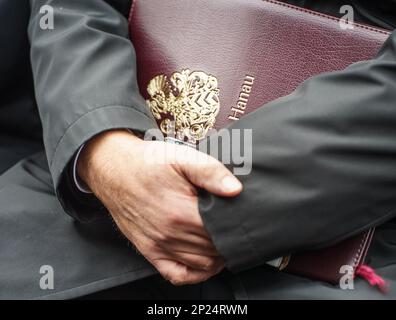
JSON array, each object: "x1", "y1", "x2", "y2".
[{"x1": 77, "y1": 129, "x2": 141, "y2": 192}]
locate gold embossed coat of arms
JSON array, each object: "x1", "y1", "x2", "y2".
[{"x1": 146, "y1": 69, "x2": 220, "y2": 144}]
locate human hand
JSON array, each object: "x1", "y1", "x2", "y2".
[{"x1": 77, "y1": 130, "x2": 242, "y2": 285}]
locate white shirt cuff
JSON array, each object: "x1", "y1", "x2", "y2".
[{"x1": 73, "y1": 145, "x2": 93, "y2": 194}]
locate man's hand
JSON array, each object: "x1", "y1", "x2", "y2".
[{"x1": 77, "y1": 130, "x2": 242, "y2": 285}]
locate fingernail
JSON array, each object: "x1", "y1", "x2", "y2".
[{"x1": 221, "y1": 175, "x2": 242, "y2": 193}]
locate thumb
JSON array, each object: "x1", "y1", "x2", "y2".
[{"x1": 179, "y1": 149, "x2": 243, "y2": 197}]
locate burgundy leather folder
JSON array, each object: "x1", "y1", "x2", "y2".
[{"x1": 128, "y1": 0, "x2": 390, "y2": 284}]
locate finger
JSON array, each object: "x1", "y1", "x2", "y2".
[
  {"x1": 153, "y1": 258, "x2": 224, "y2": 286},
  {"x1": 159, "y1": 234, "x2": 219, "y2": 256},
  {"x1": 168, "y1": 252, "x2": 223, "y2": 271},
  {"x1": 178, "y1": 150, "x2": 243, "y2": 197}
]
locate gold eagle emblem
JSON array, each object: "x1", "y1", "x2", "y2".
[{"x1": 146, "y1": 69, "x2": 220, "y2": 143}]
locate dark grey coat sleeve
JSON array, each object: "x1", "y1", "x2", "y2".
[
  {"x1": 199, "y1": 30, "x2": 396, "y2": 272},
  {"x1": 28, "y1": 0, "x2": 157, "y2": 221}
]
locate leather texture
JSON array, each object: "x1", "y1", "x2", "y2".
[
  {"x1": 286, "y1": 228, "x2": 375, "y2": 284},
  {"x1": 129, "y1": 0, "x2": 389, "y2": 129},
  {"x1": 129, "y1": 0, "x2": 390, "y2": 283}
]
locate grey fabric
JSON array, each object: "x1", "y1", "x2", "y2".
[
  {"x1": 79, "y1": 273, "x2": 235, "y2": 300},
  {"x1": 0, "y1": 152, "x2": 156, "y2": 300},
  {"x1": 199, "y1": 30, "x2": 396, "y2": 273},
  {"x1": 28, "y1": 0, "x2": 157, "y2": 221},
  {"x1": 0, "y1": 152, "x2": 234, "y2": 300},
  {"x1": 0, "y1": 0, "x2": 161, "y2": 300},
  {"x1": 0, "y1": 0, "x2": 42, "y2": 143},
  {"x1": 1, "y1": 152, "x2": 395, "y2": 299},
  {"x1": 0, "y1": 136, "x2": 41, "y2": 174}
]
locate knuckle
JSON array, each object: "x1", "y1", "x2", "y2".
[
  {"x1": 168, "y1": 211, "x2": 184, "y2": 225},
  {"x1": 152, "y1": 230, "x2": 169, "y2": 243},
  {"x1": 155, "y1": 228, "x2": 176, "y2": 244},
  {"x1": 161, "y1": 270, "x2": 173, "y2": 283},
  {"x1": 169, "y1": 278, "x2": 184, "y2": 286},
  {"x1": 193, "y1": 257, "x2": 216, "y2": 271},
  {"x1": 162, "y1": 228, "x2": 178, "y2": 243},
  {"x1": 203, "y1": 258, "x2": 217, "y2": 271},
  {"x1": 170, "y1": 269, "x2": 189, "y2": 286},
  {"x1": 169, "y1": 275, "x2": 186, "y2": 286}
]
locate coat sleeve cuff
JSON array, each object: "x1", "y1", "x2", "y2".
[
  {"x1": 52, "y1": 105, "x2": 157, "y2": 223},
  {"x1": 199, "y1": 192, "x2": 263, "y2": 273}
]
